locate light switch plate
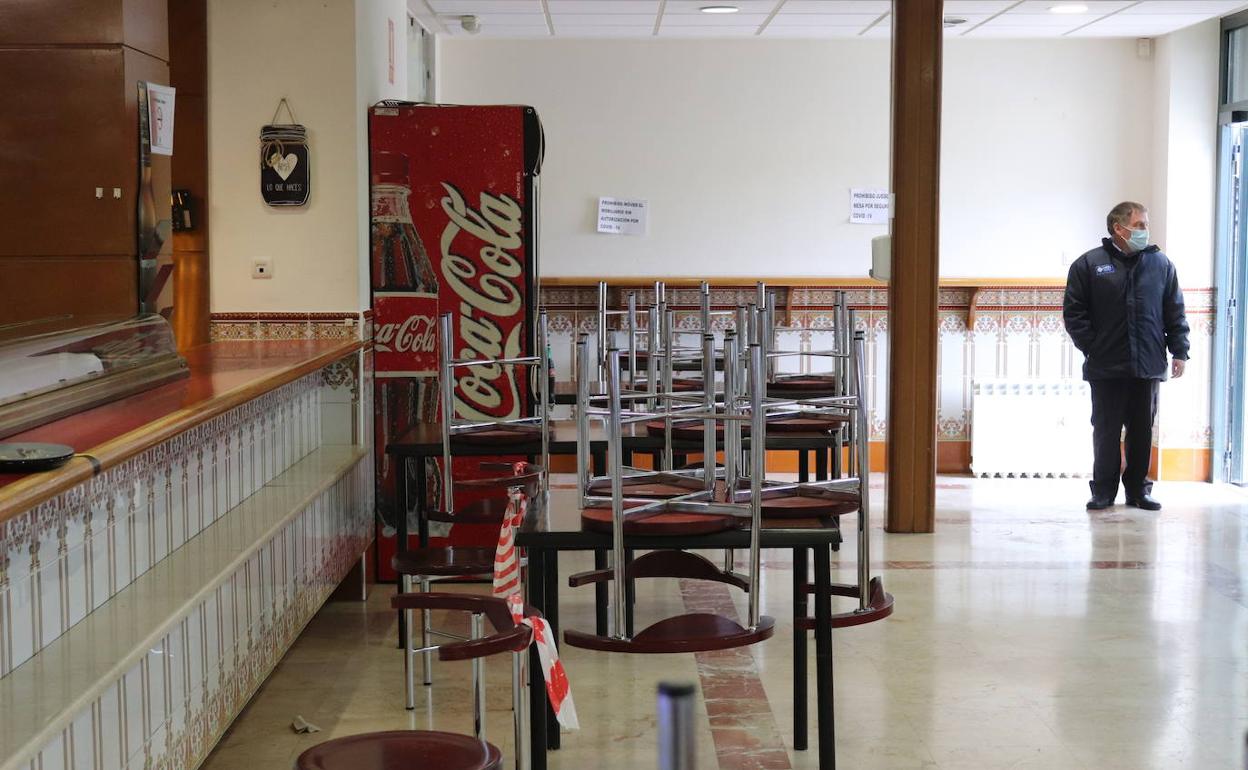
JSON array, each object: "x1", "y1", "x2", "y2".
[{"x1": 252, "y1": 257, "x2": 273, "y2": 279}]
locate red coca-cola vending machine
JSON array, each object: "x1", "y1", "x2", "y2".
[{"x1": 369, "y1": 102, "x2": 543, "y2": 581}]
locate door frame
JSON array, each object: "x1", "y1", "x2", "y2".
[{"x1": 1212, "y1": 10, "x2": 1248, "y2": 482}]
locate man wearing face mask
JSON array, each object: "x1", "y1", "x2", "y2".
[{"x1": 1063, "y1": 201, "x2": 1189, "y2": 511}]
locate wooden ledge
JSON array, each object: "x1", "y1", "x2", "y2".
[
  {"x1": 0, "y1": 338, "x2": 362, "y2": 525},
  {"x1": 538, "y1": 276, "x2": 1067, "y2": 288}
]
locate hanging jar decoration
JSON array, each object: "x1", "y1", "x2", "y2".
[{"x1": 259, "y1": 98, "x2": 310, "y2": 206}]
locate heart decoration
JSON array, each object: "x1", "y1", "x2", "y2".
[{"x1": 271, "y1": 153, "x2": 298, "y2": 181}]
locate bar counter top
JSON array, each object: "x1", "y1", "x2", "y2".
[{"x1": 0, "y1": 338, "x2": 363, "y2": 523}]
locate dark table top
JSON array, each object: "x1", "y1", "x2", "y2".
[
  {"x1": 386, "y1": 419, "x2": 844, "y2": 458},
  {"x1": 515, "y1": 487, "x2": 843, "y2": 550}
]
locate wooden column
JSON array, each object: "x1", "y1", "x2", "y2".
[
  {"x1": 169, "y1": 0, "x2": 211, "y2": 350},
  {"x1": 886, "y1": 0, "x2": 942, "y2": 533}
]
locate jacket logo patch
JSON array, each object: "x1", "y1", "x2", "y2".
[{"x1": 1095, "y1": 264, "x2": 1115, "y2": 275}]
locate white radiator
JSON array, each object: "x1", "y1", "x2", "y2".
[{"x1": 971, "y1": 380, "x2": 1093, "y2": 478}]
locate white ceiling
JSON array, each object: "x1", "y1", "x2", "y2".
[{"x1": 408, "y1": 0, "x2": 1248, "y2": 39}]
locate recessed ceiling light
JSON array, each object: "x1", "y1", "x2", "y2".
[
  {"x1": 1049, "y1": 3, "x2": 1089, "y2": 13},
  {"x1": 700, "y1": 5, "x2": 740, "y2": 13}
]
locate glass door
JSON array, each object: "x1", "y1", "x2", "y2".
[
  {"x1": 1214, "y1": 120, "x2": 1248, "y2": 483},
  {"x1": 1212, "y1": 13, "x2": 1248, "y2": 483}
]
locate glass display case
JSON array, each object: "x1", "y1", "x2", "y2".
[{"x1": 0, "y1": 314, "x2": 187, "y2": 439}]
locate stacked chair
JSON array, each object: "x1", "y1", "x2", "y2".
[
  {"x1": 563, "y1": 294, "x2": 891, "y2": 653},
  {"x1": 391, "y1": 311, "x2": 550, "y2": 696}
]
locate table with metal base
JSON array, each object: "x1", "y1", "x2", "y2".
[{"x1": 515, "y1": 488, "x2": 845, "y2": 770}]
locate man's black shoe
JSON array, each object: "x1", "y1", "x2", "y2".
[
  {"x1": 1086, "y1": 496, "x2": 1114, "y2": 510},
  {"x1": 1125, "y1": 494, "x2": 1162, "y2": 511}
]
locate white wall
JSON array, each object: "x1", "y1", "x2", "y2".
[
  {"x1": 208, "y1": 0, "x2": 361, "y2": 312},
  {"x1": 438, "y1": 37, "x2": 1154, "y2": 279},
  {"x1": 1152, "y1": 20, "x2": 1220, "y2": 286},
  {"x1": 355, "y1": 0, "x2": 408, "y2": 310},
  {"x1": 207, "y1": 0, "x2": 405, "y2": 313},
  {"x1": 942, "y1": 40, "x2": 1153, "y2": 277}
]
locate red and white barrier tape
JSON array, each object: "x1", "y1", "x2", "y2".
[
  {"x1": 492, "y1": 484, "x2": 526, "y2": 598},
  {"x1": 507, "y1": 593, "x2": 580, "y2": 730},
  {"x1": 493, "y1": 477, "x2": 579, "y2": 730}
]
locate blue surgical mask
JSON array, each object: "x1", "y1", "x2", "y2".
[{"x1": 1124, "y1": 227, "x2": 1149, "y2": 252}]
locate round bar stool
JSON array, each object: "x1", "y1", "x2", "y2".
[{"x1": 298, "y1": 593, "x2": 533, "y2": 770}]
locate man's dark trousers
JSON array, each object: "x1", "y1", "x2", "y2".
[{"x1": 1089, "y1": 378, "x2": 1158, "y2": 500}]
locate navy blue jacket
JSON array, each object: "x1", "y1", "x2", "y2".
[{"x1": 1062, "y1": 238, "x2": 1189, "y2": 381}]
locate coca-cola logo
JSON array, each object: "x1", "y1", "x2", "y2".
[
  {"x1": 440, "y1": 182, "x2": 525, "y2": 421},
  {"x1": 374, "y1": 314, "x2": 437, "y2": 354}
]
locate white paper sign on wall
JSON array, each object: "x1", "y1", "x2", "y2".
[
  {"x1": 146, "y1": 83, "x2": 176, "y2": 156},
  {"x1": 597, "y1": 197, "x2": 648, "y2": 235},
  {"x1": 850, "y1": 188, "x2": 890, "y2": 225}
]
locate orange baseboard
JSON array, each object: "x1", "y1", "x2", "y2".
[
  {"x1": 937, "y1": 441, "x2": 970, "y2": 474},
  {"x1": 548, "y1": 444, "x2": 889, "y2": 475},
  {"x1": 1159, "y1": 448, "x2": 1211, "y2": 482}
]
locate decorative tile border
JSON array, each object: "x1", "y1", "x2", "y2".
[
  {"x1": 540, "y1": 283, "x2": 1216, "y2": 452},
  {"x1": 210, "y1": 312, "x2": 370, "y2": 342}
]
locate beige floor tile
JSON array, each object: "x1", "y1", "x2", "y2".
[{"x1": 201, "y1": 477, "x2": 1248, "y2": 770}]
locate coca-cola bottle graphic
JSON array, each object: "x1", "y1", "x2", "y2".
[{"x1": 370, "y1": 151, "x2": 439, "y2": 293}]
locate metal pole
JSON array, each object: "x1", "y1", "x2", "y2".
[
  {"x1": 607, "y1": 349, "x2": 628, "y2": 639},
  {"x1": 647, "y1": 305, "x2": 659, "y2": 412},
  {"x1": 628, "y1": 291, "x2": 638, "y2": 388},
  {"x1": 735, "y1": 304, "x2": 748, "y2": 359},
  {"x1": 722, "y1": 332, "x2": 738, "y2": 573},
  {"x1": 755, "y1": 281, "x2": 767, "y2": 314},
  {"x1": 723, "y1": 331, "x2": 739, "y2": 495},
  {"x1": 439, "y1": 313, "x2": 456, "y2": 514},
  {"x1": 576, "y1": 335, "x2": 591, "y2": 501},
  {"x1": 512, "y1": 651, "x2": 528, "y2": 770},
  {"x1": 847, "y1": 309, "x2": 859, "y2": 486},
  {"x1": 702, "y1": 332, "x2": 716, "y2": 493},
  {"x1": 539, "y1": 311, "x2": 550, "y2": 496},
  {"x1": 663, "y1": 309, "x2": 675, "y2": 472},
  {"x1": 597, "y1": 281, "x2": 608, "y2": 381},
  {"x1": 758, "y1": 297, "x2": 768, "y2": 381},
  {"x1": 699, "y1": 281, "x2": 711, "y2": 337},
  {"x1": 657, "y1": 682, "x2": 696, "y2": 770},
  {"x1": 853, "y1": 329, "x2": 871, "y2": 611},
  {"x1": 472, "y1": 612, "x2": 486, "y2": 740},
  {"x1": 748, "y1": 343, "x2": 765, "y2": 629}
]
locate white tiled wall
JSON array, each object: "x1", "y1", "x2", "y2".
[
  {"x1": 29, "y1": 459, "x2": 371, "y2": 770},
  {"x1": 0, "y1": 374, "x2": 323, "y2": 677}
]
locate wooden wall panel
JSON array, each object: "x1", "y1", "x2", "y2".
[
  {"x1": 0, "y1": 0, "x2": 167, "y2": 59},
  {"x1": 0, "y1": 257, "x2": 137, "y2": 339},
  {"x1": 0, "y1": 48, "x2": 132, "y2": 257},
  {"x1": 169, "y1": 0, "x2": 210, "y2": 349}
]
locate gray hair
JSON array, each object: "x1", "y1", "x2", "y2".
[{"x1": 1107, "y1": 201, "x2": 1147, "y2": 236}]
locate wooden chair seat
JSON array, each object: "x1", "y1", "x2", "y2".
[
  {"x1": 564, "y1": 613, "x2": 775, "y2": 654},
  {"x1": 391, "y1": 547, "x2": 496, "y2": 577},
  {"x1": 452, "y1": 426, "x2": 543, "y2": 446},
  {"x1": 295, "y1": 730, "x2": 502, "y2": 770},
  {"x1": 644, "y1": 412, "x2": 845, "y2": 439},
  {"x1": 759, "y1": 490, "x2": 860, "y2": 519},
  {"x1": 580, "y1": 506, "x2": 739, "y2": 535},
  {"x1": 766, "y1": 375, "x2": 838, "y2": 397}
]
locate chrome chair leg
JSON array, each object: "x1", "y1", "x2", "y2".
[
  {"x1": 402, "y1": 574, "x2": 416, "y2": 710},
  {"x1": 421, "y1": 576, "x2": 433, "y2": 686}
]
